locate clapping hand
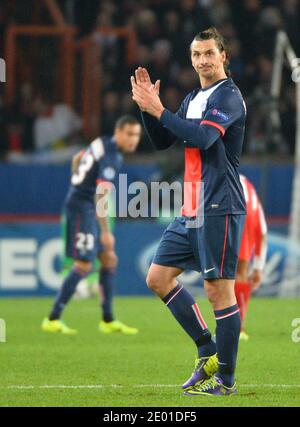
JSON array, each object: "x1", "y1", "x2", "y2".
[{"x1": 131, "y1": 67, "x2": 164, "y2": 119}]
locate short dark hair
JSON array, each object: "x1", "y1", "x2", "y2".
[
  {"x1": 115, "y1": 115, "x2": 140, "y2": 129},
  {"x1": 192, "y1": 27, "x2": 231, "y2": 77}
]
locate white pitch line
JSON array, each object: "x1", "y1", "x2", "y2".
[{"x1": 4, "y1": 384, "x2": 300, "y2": 390}]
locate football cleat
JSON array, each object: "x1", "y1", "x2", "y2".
[
  {"x1": 239, "y1": 330, "x2": 250, "y2": 341},
  {"x1": 99, "y1": 320, "x2": 138, "y2": 335},
  {"x1": 184, "y1": 375, "x2": 238, "y2": 396},
  {"x1": 41, "y1": 318, "x2": 78, "y2": 335},
  {"x1": 182, "y1": 353, "x2": 218, "y2": 390}
]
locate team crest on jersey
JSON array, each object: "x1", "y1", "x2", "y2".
[
  {"x1": 212, "y1": 109, "x2": 229, "y2": 121},
  {"x1": 103, "y1": 166, "x2": 116, "y2": 180}
]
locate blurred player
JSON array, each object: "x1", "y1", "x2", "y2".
[
  {"x1": 236, "y1": 175, "x2": 268, "y2": 341},
  {"x1": 42, "y1": 115, "x2": 142, "y2": 335},
  {"x1": 131, "y1": 28, "x2": 246, "y2": 396}
]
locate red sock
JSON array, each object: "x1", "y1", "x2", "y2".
[{"x1": 235, "y1": 282, "x2": 251, "y2": 330}]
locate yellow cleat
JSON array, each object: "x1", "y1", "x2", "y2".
[
  {"x1": 239, "y1": 331, "x2": 250, "y2": 341},
  {"x1": 41, "y1": 318, "x2": 78, "y2": 335},
  {"x1": 99, "y1": 320, "x2": 138, "y2": 335}
]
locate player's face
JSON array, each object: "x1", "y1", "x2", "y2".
[
  {"x1": 116, "y1": 124, "x2": 142, "y2": 153},
  {"x1": 191, "y1": 39, "x2": 226, "y2": 80}
]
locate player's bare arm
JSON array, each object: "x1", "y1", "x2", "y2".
[
  {"x1": 249, "y1": 269, "x2": 263, "y2": 291},
  {"x1": 71, "y1": 149, "x2": 85, "y2": 173},
  {"x1": 249, "y1": 234, "x2": 267, "y2": 290},
  {"x1": 95, "y1": 189, "x2": 115, "y2": 251}
]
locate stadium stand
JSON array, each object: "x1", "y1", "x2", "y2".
[{"x1": 0, "y1": 0, "x2": 299, "y2": 157}]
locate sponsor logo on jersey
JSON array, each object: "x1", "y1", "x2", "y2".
[{"x1": 212, "y1": 109, "x2": 229, "y2": 121}]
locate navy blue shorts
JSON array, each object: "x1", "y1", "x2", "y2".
[
  {"x1": 65, "y1": 202, "x2": 103, "y2": 262},
  {"x1": 153, "y1": 215, "x2": 245, "y2": 280}
]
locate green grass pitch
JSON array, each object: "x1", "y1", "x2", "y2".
[{"x1": 0, "y1": 296, "x2": 299, "y2": 407}]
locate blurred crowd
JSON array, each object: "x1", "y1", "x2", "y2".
[{"x1": 0, "y1": 0, "x2": 299, "y2": 160}]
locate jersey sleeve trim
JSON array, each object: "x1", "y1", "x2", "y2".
[{"x1": 200, "y1": 120, "x2": 225, "y2": 137}]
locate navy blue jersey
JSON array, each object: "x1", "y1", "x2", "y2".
[
  {"x1": 65, "y1": 136, "x2": 123, "y2": 206},
  {"x1": 142, "y1": 77, "x2": 246, "y2": 217}
]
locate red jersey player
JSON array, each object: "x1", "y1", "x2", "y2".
[{"x1": 236, "y1": 175, "x2": 268, "y2": 341}]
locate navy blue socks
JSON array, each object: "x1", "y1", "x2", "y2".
[
  {"x1": 214, "y1": 304, "x2": 241, "y2": 387},
  {"x1": 49, "y1": 266, "x2": 87, "y2": 320},
  {"x1": 99, "y1": 268, "x2": 115, "y2": 323},
  {"x1": 162, "y1": 284, "x2": 216, "y2": 357}
]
